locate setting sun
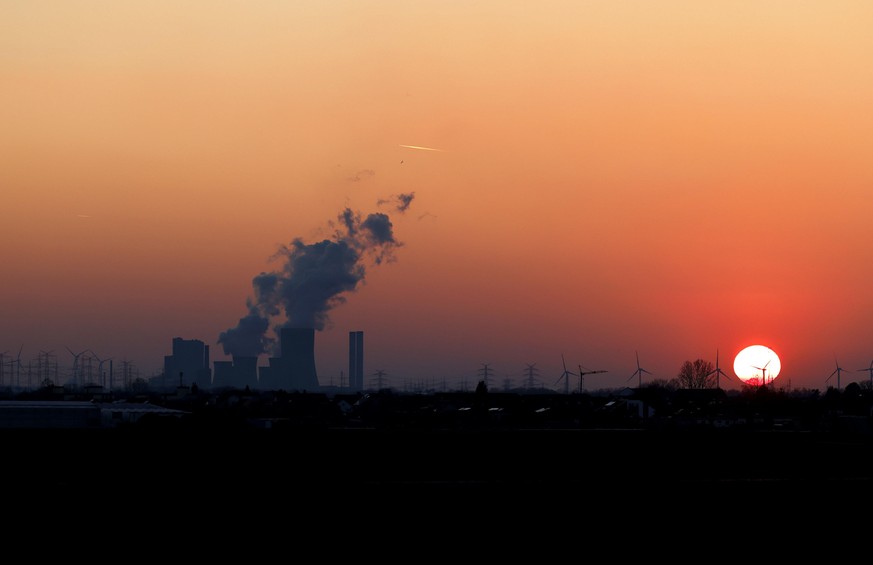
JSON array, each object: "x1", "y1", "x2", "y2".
[{"x1": 734, "y1": 345, "x2": 782, "y2": 386}]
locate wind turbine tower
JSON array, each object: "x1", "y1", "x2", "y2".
[
  {"x1": 91, "y1": 351, "x2": 112, "y2": 389},
  {"x1": 66, "y1": 347, "x2": 88, "y2": 389},
  {"x1": 858, "y1": 360, "x2": 873, "y2": 388},
  {"x1": 827, "y1": 357, "x2": 848, "y2": 390},
  {"x1": 14, "y1": 346, "x2": 23, "y2": 389},
  {"x1": 627, "y1": 351, "x2": 652, "y2": 388},
  {"x1": 752, "y1": 359, "x2": 771, "y2": 387},
  {"x1": 555, "y1": 354, "x2": 578, "y2": 394},
  {"x1": 706, "y1": 349, "x2": 730, "y2": 389}
]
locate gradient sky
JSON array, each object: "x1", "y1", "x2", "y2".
[{"x1": 3, "y1": 1, "x2": 873, "y2": 392}]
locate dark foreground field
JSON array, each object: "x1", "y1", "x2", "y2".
[
  {"x1": 5, "y1": 427, "x2": 872, "y2": 520},
  {"x1": 5, "y1": 399, "x2": 870, "y2": 551}
]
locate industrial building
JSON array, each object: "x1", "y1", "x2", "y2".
[
  {"x1": 0, "y1": 400, "x2": 188, "y2": 428},
  {"x1": 213, "y1": 355, "x2": 258, "y2": 390},
  {"x1": 158, "y1": 328, "x2": 364, "y2": 393},
  {"x1": 163, "y1": 337, "x2": 212, "y2": 389}
]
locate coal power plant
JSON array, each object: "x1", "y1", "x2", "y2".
[
  {"x1": 257, "y1": 328, "x2": 321, "y2": 392},
  {"x1": 208, "y1": 327, "x2": 333, "y2": 392},
  {"x1": 208, "y1": 204, "x2": 410, "y2": 393},
  {"x1": 276, "y1": 327, "x2": 320, "y2": 390}
]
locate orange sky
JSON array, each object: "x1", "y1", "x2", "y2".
[{"x1": 2, "y1": 1, "x2": 873, "y2": 392}]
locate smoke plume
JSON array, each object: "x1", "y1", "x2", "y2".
[
  {"x1": 218, "y1": 205, "x2": 406, "y2": 358},
  {"x1": 378, "y1": 192, "x2": 415, "y2": 214}
]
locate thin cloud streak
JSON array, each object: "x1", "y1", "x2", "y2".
[{"x1": 399, "y1": 144, "x2": 445, "y2": 152}]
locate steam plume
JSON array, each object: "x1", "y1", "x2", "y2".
[
  {"x1": 218, "y1": 205, "x2": 406, "y2": 358},
  {"x1": 378, "y1": 192, "x2": 415, "y2": 214}
]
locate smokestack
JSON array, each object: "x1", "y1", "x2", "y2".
[
  {"x1": 349, "y1": 330, "x2": 363, "y2": 391},
  {"x1": 279, "y1": 327, "x2": 319, "y2": 391}
]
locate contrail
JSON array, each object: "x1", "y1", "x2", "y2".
[{"x1": 399, "y1": 144, "x2": 445, "y2": 152}]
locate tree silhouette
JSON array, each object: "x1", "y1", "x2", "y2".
[{"x1": 674, "y1": 359, "x2": 715, "y2": 389}]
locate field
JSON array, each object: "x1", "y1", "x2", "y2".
[{"x1": 5, "y1": 426, "x2": 871, "y2": 512}]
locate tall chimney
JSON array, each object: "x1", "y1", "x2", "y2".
[{"x1": 349, "y1": 330, "x2": 363, "y2": 391}]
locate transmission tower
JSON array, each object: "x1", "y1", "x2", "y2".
[
  {"x1": 502, "y1": 376, "x2": 513, "y2": 392},
  {"x1": 371, "y1": 370, "x2": 389, "y2": 390},
  {"x1": 478, "y1": 363, "x2": 495, "y2": 388},
  {"x1": 523, "y1": 363, "x2": 540, "y2": 389}
]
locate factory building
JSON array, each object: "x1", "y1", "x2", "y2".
[
  {"x1": 163, "y1": 337, "x2": 212, "y2": 389},
  {"x1": 213, "y1": 355, "x2": 258, "y2": 390}
]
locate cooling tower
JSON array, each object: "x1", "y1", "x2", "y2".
[{"x1": 279, "y1": 327, "x2": 320, "y2": 391}]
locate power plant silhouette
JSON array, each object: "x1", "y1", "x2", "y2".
[
  {"x1": 3, "y1": 203, "x2": 412, "y2": 394},
  {"x1": 210, "y1": 327, "x2": 338, "y2": 392},
  {"x1": 209, "y1": 201, "x2": 412, "y2": 392}
]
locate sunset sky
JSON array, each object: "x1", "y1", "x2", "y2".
[{"x1": 3, "y1": 1, "x2": 873, "y2": 392}]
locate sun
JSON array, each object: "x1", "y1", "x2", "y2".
[{"x1": 733, "y1": 345, "x2": 781, "y2": 386}]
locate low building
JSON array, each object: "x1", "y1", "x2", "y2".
[{"x1": 0, "y1": 400, "x2": 188, "y2": 429}]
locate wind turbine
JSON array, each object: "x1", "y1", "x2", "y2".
[
  {"x1": 857, "y1": 360, "x2": 873, "y2": 388},
  {"x1": 627, "y1": 351, "x2": 652, "y2": 388},
  {"x1": 90, "y1": 350, "x2": 112, "y2": 389},
  {"x1": 826, "y1": 356, "x2": 848, "y2": 390},
  {"x1": 37, "y1": 349, "x2": 55, "y2": 386},
  {"x1": 14, "y1": 345, "x2": 23, "y2": 388},
  {"x1": 577, "y1": 363, "x2": 607, "y2": 393},
  {"x1": 751, "y1": 359, "x2": 771, "y2": 387},
  {"x1": 706, "y1": 349, "x2": 730, "y2": 389},
  {"x1": 555, "y1": 354, "x2": 578, "y2": 394},
  {"x1": 66, "y1": 347, "x2": 88, "y2": 389}
]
